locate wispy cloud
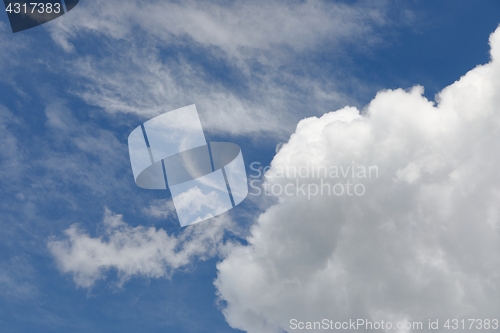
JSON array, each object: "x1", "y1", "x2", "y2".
[
  {"x1": 0, "y1": 256, "x2": 38, "y2": 301},
  {"x1": 0, "y1": 106, "x2": 24, "y2": 183},
  {"x1": 44, "y1": 0, "x2": 397, "y2": 137},
  {"x1": 51, "y1": 0, "x2": 387, "y2": 60},
  {"x1": 143, "y1": 199, "x2": 176, "y2": 219}
]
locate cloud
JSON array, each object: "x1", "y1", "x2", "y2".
[
  {"x1": 38, "y1": 101, "x2": 133, "y2": 199},
  {"x1": 143, "y1": 199, "x2": 177, "y2": 219},
  {"x1": 214, "y1": 26, "x2": 500, "y2": 332},
  {"x1": 0, "y1": 23, "x2": 26, "y2": 72},
  {"x1": 43, "y1": 0, "x2": 395, "y2": 137},
  {"x1": 0, "y1": 106, "x2": 24, "y2": 182},
  {"x1": 0, "y1": 256, "x2": 38, "y2": 301},
  {"x1": 51, "y1": 0, "x2": 386, "y2": 60},
  {"x1": 48, "y1": 208, "x2": 231, "y2": 288}
]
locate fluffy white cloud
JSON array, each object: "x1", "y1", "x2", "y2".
[
  {"x1": 215, "y1": 26, "x2": 500, "y2": 332},
  {"x1": 48, "y1": 208, "x2": 231, "y2": 288}
]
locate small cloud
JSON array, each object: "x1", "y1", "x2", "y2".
[
  {"x1": 48, "y1": 208, "x2": 231, "y2": 288},
  {"x1": 143, "y1": 199, "x2": 176, "y2": 219}
]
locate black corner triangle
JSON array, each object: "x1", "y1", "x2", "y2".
[{"x1": 63, "y1": 0, "x2": 78, "y2": 12}]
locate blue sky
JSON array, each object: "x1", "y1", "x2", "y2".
[{"x1": 0, "y1": 1, "x2": 500, "y2": 332}]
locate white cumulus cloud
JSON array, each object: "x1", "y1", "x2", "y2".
[
  {"x1": 215, "y1": 26, "x2": 500, "y2": 333},
  {"x1": 48, "y1": 208, "x2": 231, "y2": 288}
]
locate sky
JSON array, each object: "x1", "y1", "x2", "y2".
[{"x1": 0, "y1": 1, "x2": 500, "y2": 332}]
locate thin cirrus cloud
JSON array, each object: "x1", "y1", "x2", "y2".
[
  {"x1": 214, "y1": 26, "x2": 500, "y2": 332},
  {"x1": 49, "y1": 0, "x2": 386, "y2": 59},
  {"x1": 0, "y1": 106, "x2": 24, "y2": 182},
  {"x1": 45, "y1": 0, "x2": 392, "y2": 137}
]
